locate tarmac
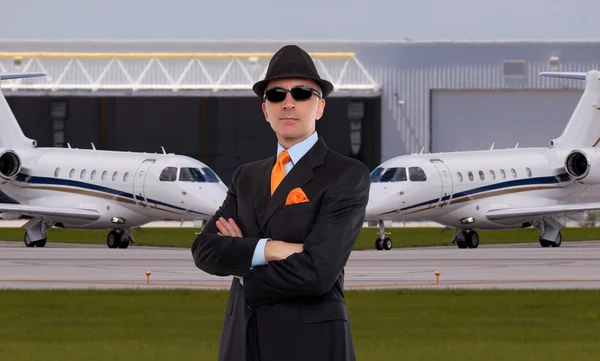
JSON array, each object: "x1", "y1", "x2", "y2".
[{"x1": 1, "y1": 240, "x2": 599, "y2": 290}]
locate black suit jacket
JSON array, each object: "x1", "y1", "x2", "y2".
[{"x1": 191, "y1": 137, "x2": 370, "y2": 361}]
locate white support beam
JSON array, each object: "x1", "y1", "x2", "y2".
[{"x1": 0, "y1": 52, "x2": 380, "y2": 95}]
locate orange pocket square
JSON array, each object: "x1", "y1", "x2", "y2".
[{"x1": 285, "y1": 187, "x2": 310, "y2": 205}]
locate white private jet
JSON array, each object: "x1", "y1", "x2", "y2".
[
  {"x1": 0, "y1": 73, "x2": 227, "y2": 248},
  {"x1": 365, "y1": 69, "x2": 600, "y2": 250}
]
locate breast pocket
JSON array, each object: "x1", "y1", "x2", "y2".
[{"x1": 281, "y1": 202, "x2": 314, "y2": 214}]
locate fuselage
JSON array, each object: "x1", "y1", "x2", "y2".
[
  {"x1": 365, "y1": 147, "x2": 587, "y2": 230},
  {"x1": 0, "y1": 147, "x2": 227, "y2": 230}
]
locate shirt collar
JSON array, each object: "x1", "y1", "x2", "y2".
[{"x1": 276, "y1": 131, "x2": 319, "y2": 166}]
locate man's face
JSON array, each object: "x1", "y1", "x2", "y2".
[{"x1": 261, "y1": 78, "x2": 326, "y2": 148}]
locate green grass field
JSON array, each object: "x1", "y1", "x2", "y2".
[
  {"x1": 0, "y1": 289, "x2": 599, "y2": 361},
  {"x1": 2, "y1": 226, "x2": 600, "y2": 249}
]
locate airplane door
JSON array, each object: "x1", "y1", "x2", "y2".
[
  {"x1": 430, "y1": 159, "x2": 453, "y2": 208},
  {"x1": 133, "y1": 159, "x2": 156, "y2": 208}
]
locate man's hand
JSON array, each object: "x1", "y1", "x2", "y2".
[
  {"x1": 216, "y1": 217, "x2": 243, "y2": 237},
  {"x1": 264, "y1": 240, "x2": 304, "y2": 262}
]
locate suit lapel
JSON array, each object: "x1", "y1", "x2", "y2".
[
  {"x1": 258, "y1": 137, "x2": 327, "y2": 233},
  {"x1": 253, "y1": 157, "x2": 274, "y2": 229}
]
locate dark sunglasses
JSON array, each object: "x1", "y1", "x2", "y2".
[{"x1": 263, "y1": 86, "x2": 322, "y2": 102}]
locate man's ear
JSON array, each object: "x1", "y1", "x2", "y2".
[
  {"x1": 315, "y1": 98, "x2": 326, "y2": 120},
  {"x1": 262, "y1": 102, "x2": 269, "y2": 123}
]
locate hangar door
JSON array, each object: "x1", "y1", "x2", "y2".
[{"x1": 431, "y1": 89, "x2": 583, "y2": 153}]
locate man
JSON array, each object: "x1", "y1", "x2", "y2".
[{"x1": 191, "y1": 44, "x2": 370, "y2": 361}]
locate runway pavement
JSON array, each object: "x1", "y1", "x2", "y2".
[{"x1": 1, "y1": 240, "x2": 599, "y2": 290}]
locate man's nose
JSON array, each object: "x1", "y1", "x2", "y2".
[{"x1": 282, "y1": 93, "x2": 295, "y2": 109}]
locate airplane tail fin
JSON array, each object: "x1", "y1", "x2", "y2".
[
  {"x1": 0, "y1": 73, "x2": 44, "y2": 149},
  {"x1": 541, "y1": 70, "x2": 600, "y2": 149}
]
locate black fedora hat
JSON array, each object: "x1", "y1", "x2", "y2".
[{"x1": 252, "y1": 45, "x2": 334, "y2": 99}]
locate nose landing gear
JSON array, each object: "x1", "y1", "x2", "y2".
[{"x1": 374, "y1": 220, "x2": 393, "y2": 250}]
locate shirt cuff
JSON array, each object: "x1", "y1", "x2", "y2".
[{"x1": 251, "y1": 238, "x2": 269, "y2": 267}]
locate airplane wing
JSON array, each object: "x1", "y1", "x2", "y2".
[
  {"x1": 0, "y1": 203, "x2": 101, "y2": 220},
  {"x1": 485, "y1": 203, "x2": 600, "y2": 221}
]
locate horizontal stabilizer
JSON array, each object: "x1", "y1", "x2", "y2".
[
  {"x1": 0, "y1": 72, "x2": 46, "y2": 81},
  {"x1": 539, "y1": 72, "x2": 587, "y2": 80}
]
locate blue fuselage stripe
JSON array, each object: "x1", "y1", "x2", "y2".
[
  {"x1": 16, "y1": 174, "x2": 205, "y2": 216},
  {"x1": 395, "y1": 174, "x2": 570, "y2": 213}
]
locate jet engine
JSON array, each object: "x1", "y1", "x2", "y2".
[
  {"x1": 0, "y1": 150, "x2": 21, "y2": 181},
  {"x1": 564, "y1": 147, "x2": 600, "y2": 184}
]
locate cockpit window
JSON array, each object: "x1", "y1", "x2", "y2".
[
  {"x1": 202, "y1": 167, "x2": 221, "y2": 183},
  {"x1": 370, "y1": 167, "x2": 385, "y2": 182},
  {"x1": 409, "y1": 167, "x2": 427, "y2": 181},
  {"x1": 379, "y1": 167, "x2": 407, "y2": 182},
  {"x1": 159, "y1": 167, "x2": 177, "y2": 182},
  {"x1": 179, "y1": 167, "x2": 207, "y2": 182}
]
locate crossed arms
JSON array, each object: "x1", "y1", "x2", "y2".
[{"x1": 191, "y1": 163, "x2": 370, "y2": 307}]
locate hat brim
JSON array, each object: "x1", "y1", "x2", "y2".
[{"x1": 253, "y1": 73, "x2": 334, "y2": 99}]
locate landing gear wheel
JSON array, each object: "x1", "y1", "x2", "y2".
[
  {"x1": 24, "y1": 232, "x2": 35, "y2": 248},
  {"x1": 118, "y1": 238, "x2": 130, "y2": 249},
  {"x1": 456, "y1": 241, "x2": 468, "y2": 249},
  {"x1": 107, "y1": 231, "x2": 122, "y2": 249},
  {"x1": 375, "y1": 238, "x2": 383, "y2": 250},
  {"x1": 24, "y1": 233, "x2": 46, "y2": 247},
  {"x1": 466, "y1": 231, "x2": 479, "y2": 249},
  {"x1": 540, "y1": 232, "x2": 562, "y2": 247},
  {"x1": 383, "y1": 237, "x2": 392, "y2": 250}
]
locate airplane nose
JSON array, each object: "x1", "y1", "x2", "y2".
[
  {"x1": 207, "y1": 183, "x2": 227, "y2": 212},
  {"x1": 365, "y1": 201, "x2": 384, "y2": 220},
  {"x1": 365, "y1": 184, "x2": 400, "y2": 220}
]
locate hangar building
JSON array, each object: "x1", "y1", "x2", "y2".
[{"x1": 1, "y1": 40, "x2": 600, "y2": 194}]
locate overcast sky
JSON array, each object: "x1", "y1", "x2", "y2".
[{"x1": 1, "y1": 0, "x2": 598, "y2": 41}]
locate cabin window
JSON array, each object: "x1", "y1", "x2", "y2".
[
  {"x1": 112, "y1": 171, "x2": 118, "y2": 182},
  {"x1": 489, "y1": 170, "x2": 496, "y2": 180},
  {"x1": 69, "y1": 168, "x2": 75, "y2": 178},
  {"x1": 91, "y1": 170, "x2": 97, "y2": 180},
  {"x1": 408, "y1": 167, "x2": 427, "y2": 181},
  {"x1": 479, "y1": 170, "x2": 485, "y2": 181},
  {"x1": 457, "y1": 172, "x2": 463, "y2": 182},
  {"x1": 159, "y1": 167, "x2": 178, "y2": 182},
  {"x1": 500, "y1": 169, "x2": 506, "y2": 179},
  {"x1": 526, "y1": 167, "x2": 532, "y2": 177},
  {"x1": 101, "y1": 170, "x2": 108, "y2": 181},
  {"x1": 54, "y1": 168, "x2": 60, "y2": 177},
  {"x1": 80, "y1": 169, "x2": 86, "y2": 180},
  {"x1": 379, "y1": 167, "x2": 407, "y2": 182},
  {"x1": 468, "y1": 171, "x2": 474, "y2": 181},
  {"x1": 180, "y1": 167, "x2": 206, "y2": 182},
  {"x1": 511, "y1": 168, "x2": 517, "y2": 178},
  {"x1": 123, "y1": 172, "x2": 129, "y2": 182}
]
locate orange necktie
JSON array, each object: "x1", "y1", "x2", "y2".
[{"x1": 271, "y1": 150, "x2": 291, "y2": 195}]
